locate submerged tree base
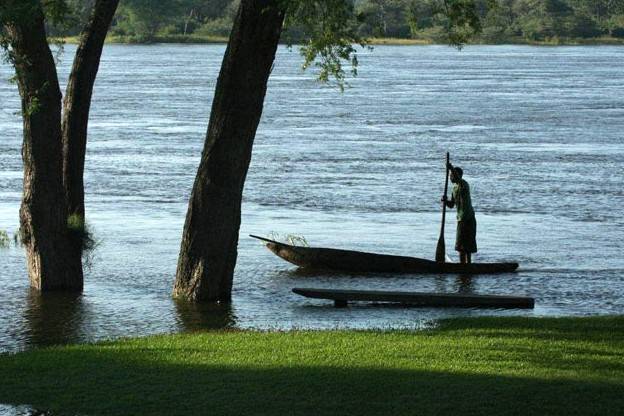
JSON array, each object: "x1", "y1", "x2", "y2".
[{"x1": 0, "y1": 316, "x2": 622, "y2": 415}]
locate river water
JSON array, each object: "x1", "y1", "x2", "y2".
[{"x1": 0, "y1": 44, "x2": 623, "y2": 352}]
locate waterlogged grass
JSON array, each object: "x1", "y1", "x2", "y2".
[
  {"x1": 66, "y1": 214, "x2": 100, "y2": 270},
  {"x1": 0, "y1": 317, "x2": 622, "y2": 415},
  {"x1": 266, "y1": 231, "x2": 309, "y2": 247},
  {"x1": 0, "y1": 230, "x2": 10, "y2": 248}
]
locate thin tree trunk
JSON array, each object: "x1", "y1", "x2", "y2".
[
  {"x1": 62, "y1": 0, "x2": 120, "y2": 221},
  {"x1": 183, "y1": 8, "x2": 194, "y2": 36},
  {"x1": 173, "y1": 0, "x2": 285, "y2": 302},
  {"x1": 5, "y1": 9, "x2": 83, "y2": 290}
]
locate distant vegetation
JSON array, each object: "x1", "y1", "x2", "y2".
[{"x1": 54, "y1": 0, "x2": 624, "y2": 44}]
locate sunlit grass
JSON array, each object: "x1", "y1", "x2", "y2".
[
  {"x1": 367, "y1": 37, "x2": 432, "y2": 45},
  {"x1": 56, "y1": 34, "x2": 229, "y2": 44},
  {"x1": 0, "y1": 316, "x2": 622, "y2": 415}
]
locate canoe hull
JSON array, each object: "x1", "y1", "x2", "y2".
[{"x1": 261, "y1": 239, "x2": 518, "y2": 275}]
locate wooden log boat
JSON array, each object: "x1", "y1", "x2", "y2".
[
  {"x1": 293, "y1": 287, "x2": 534, "y2": 308},
  {"x1": 250, "y1": 235, "x2": 519, "y2": 275}
]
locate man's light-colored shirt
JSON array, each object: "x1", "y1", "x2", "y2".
[{"x1": 452, "y1": 179, "x2": 475, "y2": 222}]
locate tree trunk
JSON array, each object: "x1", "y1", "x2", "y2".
[
  {"x1": 173, "y1": 0, "x2": 285, "y2": 302},
  {"x1": 62, "y1": 0, "x2": 120, "y2": 221},
  {"x1": 183, "y1": 8, "x2": 194, "y2": 36},
  {"x1": 5, "y1": 9, "x2": 83, "y2": 290}
]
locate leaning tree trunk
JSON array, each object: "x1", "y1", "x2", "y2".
[
  {"x1": 173, "y1": 0, "x2": 286, "y2": 302},
  {"x1": 5, "y1": 9, "x2": 83, "y2": 290},
  {"x1": 62, "y1": 0, "x2": 120, "y2": 222}
]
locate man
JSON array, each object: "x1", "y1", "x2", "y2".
[{"x1": 442, "y1": 164, "x2": 477, "y2": 264}]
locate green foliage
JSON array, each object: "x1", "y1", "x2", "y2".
[
  {"x1": 67, "y1": 214, "x2": 100, "y2": 268},
  {"x1": 1, "y1": 2, "x2": 34, "y2": 62},
  {"x1": 0, "y1": 317, "x2": 622, "y2": 415},
  {"x1": 608, "y1": 14, "x2": 624, "y2": 37},
  {"x1": 283, "y1": 0, "x2": 486, "y2": 89},
  {"x1": 357, "y1": 0, "x2": 412, "y2": 37},
  {"x1": 67, "y1": 213, "x2": 97, "y2": 251},
  {"x1": 24, "y1": 95, "x2": 42, "y2": 116},
  {"x1": 440, "y1": 0, "x2": 488, "y2": 47},
  {"x1": 0, "y1": 230, "x2": 10, "y2": 248},
  {"x1": 194, "y1": 17, "x2": 234, "y2": 37},
  {"x1": 42, "y1": 0, "x2": 72, "y2": 26},
  {"x1": 285, "y1": 0, "x2": 366, "y2": 90},
  {"x1": 100, "y1": 0, "x2": 624, "y2": 54},
  {"x1": 4, "y1": 0, "x2": 620, "y2": 46},
  {"x1": 567, "y1": 12, "x2": 602, "y2": 37},
  {"x1": 0, "y1": 228, "x2": 24, "y2": 248},
  {"x1": 114, "y1": 0, "x2": 187, "y2": 41},
  {"x1": 0, "y1": 1, "x2": 69, "y2": 74}
]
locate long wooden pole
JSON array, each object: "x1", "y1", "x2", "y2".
[{"x1": 435, "y1": 152, "x2": 450, "y2": 263}]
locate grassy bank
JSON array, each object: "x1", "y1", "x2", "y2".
[
  {"x1": 57, "y1": 34, "x2": 624, "y2": 46},
  {"x1": 58, "y1": 34, "x2": 229, "y2": 44},
  {"x1": 366, "y1": 36, "x2": 624, "y2": 45},
  {"x1": 1, "y1": 316, "x2": 623, "y2": 415}
]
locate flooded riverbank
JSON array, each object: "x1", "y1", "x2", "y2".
[{"x1": 1, "y1": 45, "x2": 623, "y2": 352}]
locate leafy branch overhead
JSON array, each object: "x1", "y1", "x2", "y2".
[
  {"x1": 0, "y1": 0, "x2": 70, "y2": 26},
  {"x1": 440, "y1": 0, "x2": 496, "y2": 47},
  {"x1": 284, "y1": 0, "x2": 487, "y2": 90},
  {"x1": 285, "y1": 0, "x2": 364, "y2": 90},
  {"x1": 0, "y1": 1, "x2": 69, "y2": 77}
]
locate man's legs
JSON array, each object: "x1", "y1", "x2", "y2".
[{"x1": 459, "y1": 252, "x2": 472, "y2": 264}]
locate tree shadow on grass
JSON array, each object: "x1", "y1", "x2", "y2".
[{"x1": 0, "y1": 347, "x2": 622, "y2": 416}]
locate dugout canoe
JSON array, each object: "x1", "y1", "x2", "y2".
[
  {"x1": 250, "y1": 235, "x2": 519, "y2": 275},
  {"x1": 292, "y1": 287, "x2": 534, "y2": 308}
]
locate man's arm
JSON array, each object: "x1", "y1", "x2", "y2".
[
  {"x1": 442, "y1": 194, "x2": 455, "y2": 208},
  {"x1": 447, "y1": 161, "x2": 454, "y2": 172},
  {"x1": 442, "y1": 160, "x2": 455, "y2": 208}
]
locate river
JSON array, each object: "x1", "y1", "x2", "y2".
[{"x1": 1, "y1": 44, "x2": 623, "y2": 352}]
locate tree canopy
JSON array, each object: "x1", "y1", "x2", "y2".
[{"x1": 39, "y1": 0, "x2": 624, "y2": 43}]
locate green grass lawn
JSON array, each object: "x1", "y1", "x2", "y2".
[{"x1": 1, "y1": 316, "x2": 623, "y2": 415}]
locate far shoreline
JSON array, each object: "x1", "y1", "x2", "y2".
[{"x1": 56, "y1": 35, "x2": 624, "y2": 47}]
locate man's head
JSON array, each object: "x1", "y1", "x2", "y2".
[{"x1": 450, "y1": 166, "x2": 463, "y2": 183}]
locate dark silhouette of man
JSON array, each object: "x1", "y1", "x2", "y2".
[{"x1": 442, "y1": 164, "x2": 477, "y2": 263}]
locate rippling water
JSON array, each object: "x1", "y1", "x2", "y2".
[{"x1": 1, "y1": 45, "x2": 623, "y2": 352}]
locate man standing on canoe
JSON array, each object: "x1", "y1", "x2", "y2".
[{"x1": 442, "y1": 163, "x2": 477, "y2": 264}]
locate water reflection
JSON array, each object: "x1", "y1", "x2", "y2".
[
  {"x1": 23, "y1": 290, "x2": 86, "y2": 348},
  {"x1": 174, "y1": 300, "x2": 236, "y2": 332},
  {"x1": 2, "y1": 45, "x2": 624, "y2": 351},
  {"x1": 0, "y1": 404, "x2": 54, "y2": 416},
  {"x1": 434, "y1": 275, "x2": 449, "y2": 292},
  {"x1": 455, "y1": 275, "x2": 474, "y2": 293},
  {"x1": 0, "y1": 404, "x2": 52, "y2": 416}
]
